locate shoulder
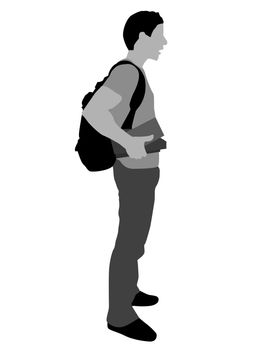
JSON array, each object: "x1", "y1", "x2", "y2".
[
  {"x1": 103, "y1": 62, "x2": 140, "y2": 95},
  {"x1": 110, "y1": 63, "x2": 139, "y2": 80}
]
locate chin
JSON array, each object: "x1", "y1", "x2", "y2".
[{"x1": 149, "y1": 55, "x2": 160, "y2": 61}]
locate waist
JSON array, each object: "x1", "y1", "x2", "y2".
[{"x1": 117, "y1": 152, "x2": 159, "y2": 169}]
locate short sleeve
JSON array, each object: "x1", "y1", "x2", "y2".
[{"x1": 103, "y1": 64, "x2": 139, "y2": 101}]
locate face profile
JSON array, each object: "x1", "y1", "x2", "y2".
[{"x1": 137, "y1": 24, "x2": 168, "y2": 61}]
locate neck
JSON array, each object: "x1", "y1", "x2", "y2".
[{"x1": 125, "y1": 50, "x2": 147, "y2": 68}]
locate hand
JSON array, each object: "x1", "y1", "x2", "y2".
[{"x1": 125, "y1": 134, "x2": 154, "y2": 159}]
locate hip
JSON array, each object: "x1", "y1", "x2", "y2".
[{"x1": 116, "y1": 152, "x2": 159, "y2": 169}]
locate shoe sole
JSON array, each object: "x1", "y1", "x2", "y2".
[{"x1": 107, "y1": 322, "x2": 157, "y2": 342}]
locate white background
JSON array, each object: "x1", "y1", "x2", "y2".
[{"x1": 1, "y1": 0, "x2": 263, "y2": 349}]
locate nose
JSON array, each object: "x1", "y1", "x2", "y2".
[{"x1": 163, "y1": 36, "x2": 168, "y2": 45}]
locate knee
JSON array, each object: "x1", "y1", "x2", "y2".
[
  {"x1": 136, "y1": 246, "x2": 145, "y2": 260},
  {"x1": 113, "y1": 242, "x2": 145, "y2": 260}
]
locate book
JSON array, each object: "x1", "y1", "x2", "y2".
[
  {"x1": 111, "y1": 118, "x2": 167, "y2": 158},
  {"x1": 112, "y1": 137, "x2": 167, "y2": 158}
]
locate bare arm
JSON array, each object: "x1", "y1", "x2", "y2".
[
  {"x1": 83, "y1": 86, "x2": 153, "y2": 159},
  {"x1": 82, "y1": 86, "x2": 134, "y2": 148}
]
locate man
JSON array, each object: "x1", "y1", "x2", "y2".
[{"x1": 83, "y1": 11, "x2": 168, "y2": 341}]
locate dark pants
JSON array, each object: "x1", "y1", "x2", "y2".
[{"x1": 106, "y1": 160, "x2": 160, "y2": 326}]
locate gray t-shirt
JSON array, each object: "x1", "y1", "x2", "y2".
[{"x1": 103, "y1": 60, "x2": 164, "y2": 168}]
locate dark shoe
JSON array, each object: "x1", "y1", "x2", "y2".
[
  {"x1": 132, "y1": 291, "x2": 159, "y2": 306},
  {"x1": 107, "y1": 318, "x2": 157, "y2": 341}
]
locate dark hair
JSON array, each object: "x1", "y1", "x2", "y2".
[{"x1": 123, "y1": 11, "x2": 164, "y2": 50}]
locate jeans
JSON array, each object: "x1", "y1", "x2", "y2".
[{"x1": 106, "y1": 160, "x2": 160, "y2": 326}]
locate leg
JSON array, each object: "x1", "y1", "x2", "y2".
[{"x1": 107, "y1": 161, "x2": 160, "y2": 326}]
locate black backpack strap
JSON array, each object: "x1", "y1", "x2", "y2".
[{"x1": 107, "y1": 60, "x2": 146, "y2": 130}]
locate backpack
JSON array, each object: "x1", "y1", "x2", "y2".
[{"x1": 75, "y1": 60, "x2": 146, "y2": 172}]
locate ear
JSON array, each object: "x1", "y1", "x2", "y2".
[{"x1": 138, "y1": 31, "x2": 147, "y2": 41}]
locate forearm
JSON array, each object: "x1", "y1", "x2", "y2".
[{"x1": 83, "y1": 107, "x2": 132, "y2": 148}]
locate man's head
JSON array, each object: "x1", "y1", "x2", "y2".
[{"x1": 123, "y1": 11, "x2": 168, "y2": 60}]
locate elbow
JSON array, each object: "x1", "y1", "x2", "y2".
[
  {"x1": 82, "y1": 105, "x2": 92, "y2": 122},
  {"x1": 82, "y1": 104, "x2": 109, "y2": 123},
  {"x1": 82, "y1": 103, "x2": 99, "y2": 122}
]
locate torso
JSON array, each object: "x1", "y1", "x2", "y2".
[{"x1": 104, "y1": 59, "x2": 164, "y2": 169}]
